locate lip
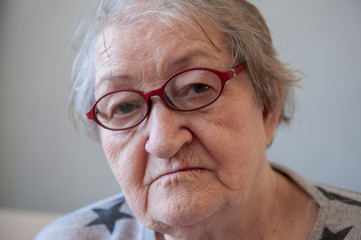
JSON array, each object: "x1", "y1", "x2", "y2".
[{"x1": 156, "y1": 167, "x2": 207, "y2": 181}]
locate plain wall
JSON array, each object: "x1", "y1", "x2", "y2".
[
  {"x1": 0, "y1": 0, "x2": 360, "y2": 213},
  {"x1": 0, "y1": 0, "x2": 120, "y2": 213}
]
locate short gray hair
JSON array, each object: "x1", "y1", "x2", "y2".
[{"x1": 68, "y1": 0, "x2": 299, "y2": 141}]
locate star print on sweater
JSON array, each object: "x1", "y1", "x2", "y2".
[
  {"x1": 86, "y1": 196, "x2": 134, "y2": 234},
  {"x1": 315, "y1": 186, "x2": 361, "y2": 239},
  {"x1": 317, "y1": 186, "x2": 361, "y2": 207},
  {"x1": 320, "y1": 226, "x2": 353, "y2": 240}
]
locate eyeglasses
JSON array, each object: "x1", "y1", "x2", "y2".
[{"x1": 86, "y1": 62, "x2": 247, "y2": 131}]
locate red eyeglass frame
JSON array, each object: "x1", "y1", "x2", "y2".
[{"x1": 86, "y1": 62, "x2": 248, "y2": 131}]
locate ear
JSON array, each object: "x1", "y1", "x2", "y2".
[{"x1": 263, "y1": 86, "x2": 284, "y2": 147}]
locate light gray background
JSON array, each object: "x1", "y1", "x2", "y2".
[{"x1": 1, "y1": 0, "x2": 360, "y2": 213}]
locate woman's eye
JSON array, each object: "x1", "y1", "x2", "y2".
[
  {"x1": 114, "y1": 102, "x2": 139, "y2": 114},
  {"x1": 191, "y1": 84, "x2": 210, "y2": 94}
]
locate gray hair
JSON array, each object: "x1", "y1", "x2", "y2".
[{"x1": 68, "y1": 0, "x2": 299, "y2": 141}]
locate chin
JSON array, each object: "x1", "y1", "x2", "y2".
[{"x1": 146, "y1": 185, "x2": 227, "y2": 229}]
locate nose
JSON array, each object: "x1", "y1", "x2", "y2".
[{"x1": 144, "y1": 99, "x2": 193, "y2": 159}]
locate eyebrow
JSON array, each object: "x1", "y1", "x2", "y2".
[
  {"x1": 166, "y1": 50, "x2": 215, "y2": 71},
  {"x1": 95, "y1": 73, "x2": 132, "y2": 93}
]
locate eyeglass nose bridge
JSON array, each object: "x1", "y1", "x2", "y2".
[{"x1": 141, "y1": 83, "x2": 179, "y2": 116}]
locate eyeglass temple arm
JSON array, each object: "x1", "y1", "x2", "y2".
[{"x1": 231, "y1": 62, "x2": 248, "y2": 77}]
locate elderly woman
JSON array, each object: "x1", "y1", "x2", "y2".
[{"x1": 37, "y1": 0, "x2": 361, "y2": 239}]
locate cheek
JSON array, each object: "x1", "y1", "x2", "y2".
[
  {"x1": 194, "y1": 99, "x2": 267, "y2": 191},
  {"x1": 100, "y1": 130, "x2": 149, "y2": 207}
]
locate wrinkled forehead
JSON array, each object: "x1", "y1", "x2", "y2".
[
  {"x1": 94, "y1": 0, "x2": 229, "y2": 61},
  {"x1": 94, "y1": 11, "x2": 230, "y2": 84},
  {"x1": 95, "y1": 22, "x2": 192, "y2": 66},
  {"x1": 95, "y1": 14, "x2": 225, "y2": 58}
]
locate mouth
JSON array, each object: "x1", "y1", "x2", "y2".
[{"x1": 157, "y1": 167, "x2": 207, "y2": 181}]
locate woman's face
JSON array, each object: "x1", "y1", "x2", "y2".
[{"x1": 95, "y1": 19, "x2": 277, "y2": 232}]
